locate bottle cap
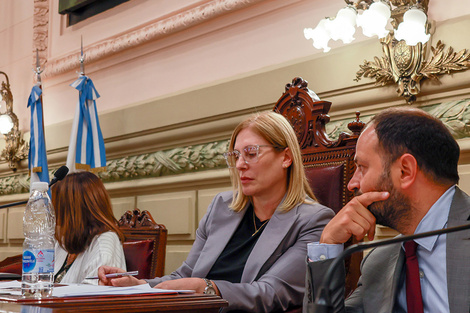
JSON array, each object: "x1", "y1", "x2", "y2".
[{"x1": 31, "y1": 181, "x2": 49, "y2": 192}]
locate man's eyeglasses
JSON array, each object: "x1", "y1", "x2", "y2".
[{"x1": 223, "y1": 144, "x2": 281, "y2": 168}]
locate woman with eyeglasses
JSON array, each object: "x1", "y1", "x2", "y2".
[{"x1": 98, "y1": 111, "x2": 334, "y2": 312}]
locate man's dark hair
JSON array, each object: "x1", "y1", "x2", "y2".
[{"x1": 370, "y1": 107, "x2": 460, "y2": 185}]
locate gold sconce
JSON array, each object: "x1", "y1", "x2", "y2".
[
  {"x1": 304, "y1": 0, "x2": 470, "y2": 103},
  {"x1": 0, "y1": 72, "x2": 28, "y2": 171}
]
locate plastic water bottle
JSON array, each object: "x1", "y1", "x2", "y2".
[{"x1": 22, "y1": 182, "x2": 56, "y2": 298}]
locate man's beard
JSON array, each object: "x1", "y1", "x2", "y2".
[{"x1": 356, "y1": 171, "x2": 412, "y2": 232}]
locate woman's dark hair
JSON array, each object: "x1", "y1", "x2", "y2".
[
  {"x1": 370, "y1": 107, "x2": 459, "y2": 185},
  {"x1": 51, "y1": 171, "x2": 124, "y2": 254}
]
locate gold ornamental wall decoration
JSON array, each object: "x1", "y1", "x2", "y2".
[
  {"x1": 355, "y1": 38, "x2": 470, "y2": 104},
  {"x1": 0, "y1": 72, "x2": 29, "y2": 171}
]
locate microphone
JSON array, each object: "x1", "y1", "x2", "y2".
[
  {"x1": 48, "y1": 165, "x2": 69, "y2": 187},
  {"x1": 312, "y1": 222, "x2": 470, "y2": 312},
  {"x1": 0, "y1": 166, "x2": 69, "y2": 210}
]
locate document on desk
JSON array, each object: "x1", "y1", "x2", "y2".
[
  {"x1": 52, "y1": 283, "x2": 195, "y2": 297},
  {"x1": 0, "y1": 281, "x2": 194, "y2": 297},
  {"x1": 0, "y1": 280, "x2": 22, "y2": 296}
]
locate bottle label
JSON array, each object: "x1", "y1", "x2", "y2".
[
  {"x1": 22, "y1": 250, "x2": 36, "y2": 273},
  {"x1": 22, "y1": 249, "x2": 54, "y2": 273}
]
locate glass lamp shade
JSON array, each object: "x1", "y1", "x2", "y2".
[
  {"x1": 328, "y1": 6, "x2": 357, "y2": 44},
  {"x1": 394, "y1": 7, "x2": 430, "y2": 46},
  {"x1": 357, "y1": 0, "x2": 391, "y2": 38},
  {"x1": 304, "y1": 18, "x2": 332, "y2": 52},
  {"x1": 0, "y1": 114, "x2": 14, "y2": 135}
]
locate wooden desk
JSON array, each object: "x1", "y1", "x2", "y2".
[{"x1": 0, "y1": 292, "x2": 228, "y2": 312}]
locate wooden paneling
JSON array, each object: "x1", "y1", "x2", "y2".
[
  {"x1": 197, "y1": 187, "x2": 230, "y2": 222},
  {"x1": 137, "y1": 192, "x2": 196, "y2": 238},
  {"x1": 7, "y1": 207, "x2": 25, "y2": 240},
  {"x1": 111, "y1": 196, "x2": 136, "y2": 220},
  {"x1": 0, "y1": 210, "x2": 6, "y2": 241}
]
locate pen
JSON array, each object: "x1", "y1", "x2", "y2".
[{"x1": 85, "y1": 270, "x2": 139, "y2": 280}]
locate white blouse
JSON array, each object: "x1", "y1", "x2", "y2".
[{"x1": 54, "y1": 231, "x2": 126, "y2": 285}]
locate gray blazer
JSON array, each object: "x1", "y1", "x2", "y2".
[
  {"x1": 304, "y1": 187, "x2": 470, "y2": 313},
  {"x1": 146, "y1": 191, "x2": 334, "y2": 312}
]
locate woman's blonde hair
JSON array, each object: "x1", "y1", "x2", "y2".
[{"x1": 228, "y1": 111, "x2": 316, "y2": 212}]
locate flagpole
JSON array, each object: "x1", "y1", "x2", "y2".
[
  {"x1": 79, "y1": 36, "x2": 85, "y2": 76},
  {"x1": 34, "y1": 49, "x2": 45, "y2": 134},
  {"x1": 34, "y1": 49, "x2": 43, "y2": 85}
]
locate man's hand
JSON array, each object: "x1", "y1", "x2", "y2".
[
  {"x1": 98, "y1": 265, "x2": 146, "y2": 286},
  {"x1": 155, "y1": 278, "x2": 219, "y2": 295},
  {"x1": 320, "y1": 191, "x2": 389, "y2": 244}
]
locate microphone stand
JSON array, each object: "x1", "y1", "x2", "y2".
[
  {"x1": 314, "y1": 223, "x2": 470, "y2": 312},
  {"x1": 0, "y1": 199, "x2": 28, "y2": 210},
  {"x1": 0, "y1": 166, "x2": 69, "y2": 210}
]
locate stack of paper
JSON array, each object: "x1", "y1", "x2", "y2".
[
  {"x1": 52, "y1": 284, "x2": 194, "y2": 297},
  {"x1": 0, "y1": 281, "x2": 194, "y2": 298}
]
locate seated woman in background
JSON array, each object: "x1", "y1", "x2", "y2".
[
  {"x1": 52, "y1": 171, "x2": 126, "y2": 284},
  {"x1": 98, "y1": 111, "x2": 334, "y2": 312}
]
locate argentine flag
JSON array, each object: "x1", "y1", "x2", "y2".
[
  {"x1": 66, "y1": 76, "x2": 106, "y2": 173},
  {"x1": 27, "y1": 84, "x2": 50, "y2": 186}
]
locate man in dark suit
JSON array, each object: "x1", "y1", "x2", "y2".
[{"x1": 304, "y1": 107, "x2": 470, "y2": 313}]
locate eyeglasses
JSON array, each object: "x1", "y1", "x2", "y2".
[{"x1": 223, "y1": 144, "x2": 281, "y2": 168}]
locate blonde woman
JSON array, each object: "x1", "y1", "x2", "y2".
[{"x1": 99, "y1": 111, "x2": 334, "y2": 312}]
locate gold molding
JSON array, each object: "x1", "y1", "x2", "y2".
[
  {"x1": 0, "y1": 98, "x2": 469, "y2": 196},
  {"x1": 0, "y1": 140, "x2": 229, "y2": 196}
]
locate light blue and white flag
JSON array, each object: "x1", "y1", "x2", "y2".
[
  {"x1": 27, "y1": 84, "x2": 50, "y2": 185},
  {"x1": 66, "y1": 76, "x2": 106, "y2": 173}
]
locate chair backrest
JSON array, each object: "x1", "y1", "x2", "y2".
[
  {"x1": 0, "y1": 254, "x2": 22, "y2": 277},
  {"x1": 118, "y1": 208, "x2": 168, "y2": 280},
  {"x1": 274, "y1": 77, "x2": 365, "y2": 296},
  {"x1": 0, "y1": 209, "x2": 168, "y2": 281}
]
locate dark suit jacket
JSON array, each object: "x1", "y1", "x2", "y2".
[
  {"x1": 304, "y1": 187, "x2": 470, "y2": 313},
  {"x1": 146, "y1": 191, "x2": 334, "y2": 312}
]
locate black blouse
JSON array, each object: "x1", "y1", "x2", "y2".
[{"x1": 206, "y1": 204, "x2": 269, "y2": 283}]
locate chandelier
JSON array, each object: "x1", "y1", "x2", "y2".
[
  {"x1": 304, "y1": 0, "x2": 430, "y2": 53},
  {"x1": 303, "y1": 0, "x2": 470, "y2": 104}
]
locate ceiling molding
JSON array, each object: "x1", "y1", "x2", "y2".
[{"x1": 36, "y1": 0, "x2": 265, "y2": 78}]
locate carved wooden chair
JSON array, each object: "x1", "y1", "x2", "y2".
[
  {"x1": 118, "y1": 208, "x2": 168, "y2": 280},
  {"x1": 0, "y1": 209, "x2": 168, "y2": 281},
  {"x1": 274, "y1": 77, "x2": 365, "y2": 298},
  {"x1": 0, "y1": 254, "x2": 22, "y2": 278}
]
